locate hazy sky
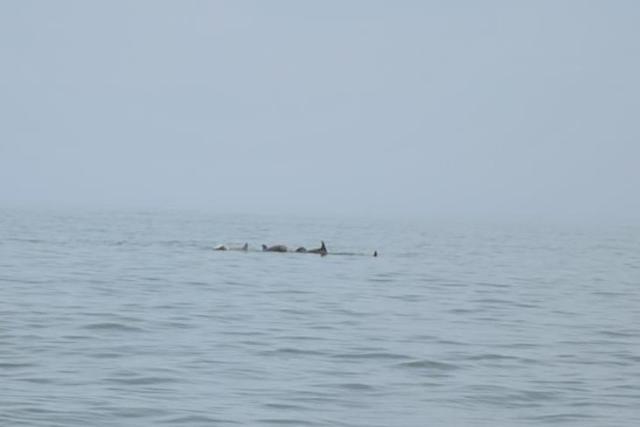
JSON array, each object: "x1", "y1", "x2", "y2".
[{"x1": 1, "y1": 1, "x2": 638, "y2": 220}]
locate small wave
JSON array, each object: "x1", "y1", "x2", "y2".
[
  {"x1": 184, "y1": 280, "x2": 209, "y2": 287},
  {"x1": 332, "y1": 352, "x2": 411, "y2": 360},
  {"x1": 278, "y1": 308, "x2": 309, "y2": 315},
  {"x1": 517, "y1": 389, "x2": 560, "y2": 402},
  {"x1": 90, "y1": 352, "x2": 124, "y2": 359},
  {"x1": 475, "y1": 281, "x2": 510, "y2": 288},
  {"x1": 257, "y1": 419, "x2": 320, "y2": 426},
  {"x1": 81, "y1": 323, "x2": 144, "y2": 332},
  {"x1": 5, "y1": 238, "x2": 46, "y2": 244},
  {"x1": 19, "y1": 377, "x2": 54, "y2": 384},
  {"x1": 526, "y1": 412, "x2": 596, "y2": 422},
  {"x1": 278, "y1": 335, "x2": 328, "y2": 342},
  {"x1": 160, "y1": 415, "x2": 240, "y2": 424},
  {"x1": 592, "y1": 291, "x2": 625, "y2": 297},
  {"x1": 448, "y1": 308, "x2": 477, "y2": 314},
  {"x1": 59, "y1": 334, "x2": 92, "y2": 341},
  {"x1": 397, "y1": 359, "x2": 460, "y2": 371},
  {"x1": 261, "y1": 348, "x2": 327, "y2": 357},
  {"x1": 108, "y1": 407, "x2": 164, "y2": 418},
  {"x1": 597, "y1": 329, "x2": 638, "y2": 338},
  {"x1": 333, "y1": 383, "x2": 375, "y2": 391},
  {"x1": 369, "y1": 277, "x2": 394, "y2": 283},
  {"x1": 472, "y1": 298, "x2": 511, "y2": 305},
  {"x1": 435, "y1": 338, "x2": 467, "y2": 346},
  {"x1": 498, "y1": 342, "x2": 539, "y2": 349},
  {"x1": 263, "y1": 403, "x2": 311, "y2": 411},
  {"x1": 387, "y1": 294, "x2": 425, "y2": 302},
  {"x1": 266, "y1": 289, "x2": 313, "y2": 296},
  {"x1": 331, "y1": 308, "x2": 372, "y2": 317},
  {"x1": 107, "y1": 376, "x2": 180, "y2": 385},
  {"x1": 0, "y1": 362, "x2": 37, "y2": 369},
  {"x1": 159, "y1": 321, "x2": 194, "y2": 330},
  {"x1": 466, "y1": 353, "x2": 527, "y2": 362},
  {"x1": 617, "y1": 354, "x2": 640, "y2": 363}
]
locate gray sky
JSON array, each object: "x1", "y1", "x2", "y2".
[{"x1": 1, "y1": 1, "x2": 638, "y2": 221}]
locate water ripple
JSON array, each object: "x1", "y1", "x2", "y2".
[
  {"x1": 81, "y1": 323, "x2": 145, "y2": 333},
  {"x1": 2, "y1": 211, "x2": 639, "y2": 426},
  {"x1": 397, "y1": 359, "x2": 461, "y2": 371}
]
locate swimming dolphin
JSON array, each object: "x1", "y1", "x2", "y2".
[
  {"x1": 215, "y1": 243, "x2": 248, "y2": 251},
  {"x1": 307, "y1": 241, "x2": 327, "y2": 256},
  {"x1": 262, "y1": 244, "x2": 288, "y2": 252},
  {"x1": 295, "y1": 247, "x2": 307, "y2": 253},
  {"x1": 373, "y1": 250, "x2": 378, "y2": 257}
]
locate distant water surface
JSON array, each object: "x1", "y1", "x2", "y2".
[{"x1": 1, "y1": 209, "x2": 639, "y2": 426}]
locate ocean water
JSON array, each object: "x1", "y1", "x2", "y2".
[{"x1": 1, "y1": 208, "x2": 639, "y2": 426}]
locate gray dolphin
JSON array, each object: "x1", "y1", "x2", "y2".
[
  {"x1": 262, "y1": 244, "x2": 288, "y2": 252},
  {"x1": 307, "y1": 241, "x2": 327, "y2": 256},
  {"x1": 215, "y1": 243, "x2": 248, "y2": 251}
]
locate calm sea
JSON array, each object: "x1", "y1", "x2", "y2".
[{"x1": 1, "y1": 208, "x2": 639, "y2": 426}]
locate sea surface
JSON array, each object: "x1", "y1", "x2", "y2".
[{"x1": 1, "y1": 208, "x2": 639, "y2": 426}]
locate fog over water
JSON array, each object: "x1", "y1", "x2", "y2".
[{"x1": 1, "y1": 1, "x2": 639, "y2": 221}]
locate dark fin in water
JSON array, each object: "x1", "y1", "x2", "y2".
[
  {"x1": 373, "y1": 250, "x2": 378, "y2": 257},
  {"x1": 262, "y1": 244, "x2": 268, "y2": 251},
  {"x1": 242, "y1": 243, "x2": 248, "y2": 251},
  {"x1": 308, "y1": 241, "x2": 327, "y2": 255}
]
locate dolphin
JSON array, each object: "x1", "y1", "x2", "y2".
[
  {"x1": 262, "y1": 244, "x2": 288, "y2": 252},
  {"x1": 215, "y1": 243, "x2": 248, "y2": 251},
  {"x1": 373, "y1": 250, "x2": 378, "y2": 257},
  {"x1": 307, "y1": 241, "x2": 327, "y2": 256}
]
